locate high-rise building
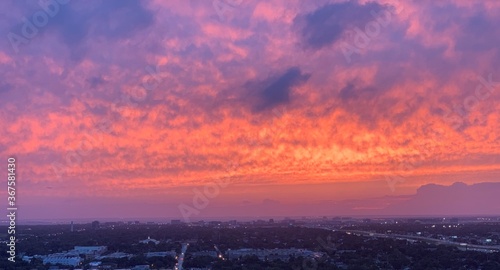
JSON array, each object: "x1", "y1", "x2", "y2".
[{"x1": 91, "y1": 220, "x2": 100, "y2": 229}]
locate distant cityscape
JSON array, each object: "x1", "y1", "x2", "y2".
[{"x1": 1, "y1": 216, "x2": 500, "y2": 269}]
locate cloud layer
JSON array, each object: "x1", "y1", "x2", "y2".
[{"x1": 0, "y1": 0, "x2": 499, "y2": 220}]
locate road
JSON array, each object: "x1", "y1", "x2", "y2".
[
  {"x1": 175, "y1": 243, "x2": 189, "y2": 270},
  {"x1": 341, "y1": 229, "x2": 500, "y2": 253}
]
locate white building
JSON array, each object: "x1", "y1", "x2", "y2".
[
  {"x1": 139, "y1": 236, "x2": 160, "y2": 245},
  {"x1": 132, "y1": 265, "x2": 150, "y2": 270},
  {"x1": 73, "y1": 246, "x2": 107, "y2": 255},
  {"x1": 145, "y1": 251, "x2": 176, "y2": 258},
  {"x1": 98, "y1": 251, "x2": 132, "y2": 259},
  {"x1": 41, "y1": 246, "x2": 108, "y2": 266},
  {"x1": 43, "y1": 254, "x2": 82, "y2": 267},
  {"x1": 191, "y1": 251, "x2": 218, "y2": 258},
  {"x1": 89, "y1": 261, "x2": 102, "y2": 267}
]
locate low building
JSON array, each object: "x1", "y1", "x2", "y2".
[
  {"x1": 72, "y1": 246, "x2": 107, "y2": 259},
  {"x1": 98, "y1": 252, "x2": 133, "y2": 259},
  {"x1": 89, "y1": 261, "x2": 102, "y2": 267},
  {"x1": 171, "y1": 219, "x2": 183, "y2": 225},
  {"x1": 191, "y1": 251, "x2": 218, "y2": 258},
  {"x1": 74, "y1": 246, "x2": 107, "y2": 256},
  {"x1": 132, "y1": 265, "x2": 150, "y2": 270},
  {"x1": 145, "y1": 251, "x2": 176, "y2": 258},
  {"x1": 41, "y1": 246, "x2": 108, "y2": 266},
  {"x1": 43, "y1": 254, "x2": 82, "y2": 267}
]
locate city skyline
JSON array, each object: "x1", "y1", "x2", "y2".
[{"x1": 1, "y1": 0, "x2": 499, "y2": 221}]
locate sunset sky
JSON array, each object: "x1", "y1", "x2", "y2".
[{"x1": 1, "y1": 0, "x2": 499, "y2": 221}]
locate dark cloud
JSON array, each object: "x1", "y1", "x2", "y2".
[
  {"x1": 179, "y1": 43, "x2": 214, "y2": 59},
  {"x1": 0, "y1": 83, "x2": 12, "y2": 94},
  {"x1": 47, "y1": 0, "x2": 155, "y2": 60},
  {"x1": 294, "y1": 1, "x2": 387, "y2": 49},
  {"x1": 88, "y1": 75, "x2": 106, "y2": 88},
  {"x1": 338, "y1": 83, "x2": 379, "y2": 101},
  {"x1": 93, "y1": 0, "x2": 155, "y2": 38},
  {"x1": 86, "y1": 104, "x2": 108, "y2": 116},
  {"x1": 249, "y1": 67, "x2": 310, "y2": 112},
  {"x1": 456, "y1": 15, "x2": 500, "y2": 67},
  {"x1": 426, "y1": 3, "x2": 500, "y2": 53},
  {"x1": 336, "y1": 82, "x2": 387, "y2": 126},
  {"x1": 334, "y1": 80, "x2": 428, "y2": 129},
  {"x1": 338, "y1": 83, "x2": 357, "y2": 100}
]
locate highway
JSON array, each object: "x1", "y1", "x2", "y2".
[
  {"x1": 175, "y1": 243, "x2": 189, "y2": 270},
  {"x1": 340, "y1": 229, "x2": 500, "y2": 253}
]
